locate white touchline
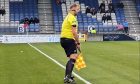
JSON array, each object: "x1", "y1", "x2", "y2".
[{"x1": 28, "y1": 43, "x2": 92, "y2": 84}]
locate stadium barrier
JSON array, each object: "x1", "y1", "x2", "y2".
[
  {"x1": 1, "y1": 34, "x2": 135, "y2": 43},
  {"x1": 2, "y1": 35, "x2": 60, "y2": 43},
  {"x1": 1, "y1": 34, "x2": 88, "y2": 43},
  {"x1": 0, "y1": 35, "x2": 3, "y2": 42},
  {"x1": 103, "y1": 34, "x2": 135, "y2": 41}
]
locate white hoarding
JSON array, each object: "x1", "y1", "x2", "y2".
[
  {"x1": 0, "y1": 35, "x2": 3, "y2": 42},
  {"x1": 2, "y1": 35, "x2": 60, "y2": 43}
]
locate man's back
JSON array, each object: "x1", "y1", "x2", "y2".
[{"x1": 61, "y1": 13, "x2": 78, "y2": 39}]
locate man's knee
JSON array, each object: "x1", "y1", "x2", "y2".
[{"x1": 69, "y1": 54, "x2": 78, "y2": 60}]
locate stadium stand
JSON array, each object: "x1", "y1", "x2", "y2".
[
  {"x1": 0, "y1": 0, "x2": 17, "y2": 34},
  {"x1": 0, "y1": 0, "x2": 139, "y2": 36},
  {"x1": 10, "y1": 0, "x2": 40, "y2": 32},
  {"x1": 38, "y1": 0, "x2": 54, "y2": 34},
  {"x1": 10, "y1": 0, "x2": 38, "y2": 21},
  {"x1": 53, "y1": 0, "x2": 140, "y2": 35},
  {"x1": 122, "y1": 0, "x2": 140, "y2": 34},
  {"x1": 136, "y1": 0, "x2": 140, "y2": 12},
  {"x1": 52, "y1": 0, "x2": 63, "y2": 33},
  {"x1": 0, "y1": 0, "x2": 40, "y2": 34},
  {"x1": 129, "y1": 0, "x2": 140, "y2": 40},
  {"x1": 52, "y1": 0, "x2": 128, "y2": 33}
]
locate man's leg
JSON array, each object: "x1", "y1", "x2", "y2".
[
  {"x1": 124, "y1": 27, "x2": 128, "y2": 33},
  {"x1": 65, "y1": 54, "x2": 77, "y2": 77},
  {"x1": 64, "y1": 54, "x2": 78, "y2": 83}
]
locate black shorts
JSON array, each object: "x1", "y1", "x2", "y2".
[{"x1": 60, "y1": 38, "x2": 77, "y2": 57}]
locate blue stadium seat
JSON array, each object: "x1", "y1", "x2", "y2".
[
  {"x1": 29, "y1": 24, "x2": 35, "y2": 32},
  {"x1": 10, "y1": 0, "x2": 38, "y2": 21},
  {"x1": 51, "y1": 0, "x2": 127, "y2": 33}
]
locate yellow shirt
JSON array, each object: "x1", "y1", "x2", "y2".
[{"x1": 60, "y1": 13, "x2": 78, "y2": 39}]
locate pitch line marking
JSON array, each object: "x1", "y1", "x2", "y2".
[{"x1": 28, "y1": 43, "x2": 92, "y2": 84}]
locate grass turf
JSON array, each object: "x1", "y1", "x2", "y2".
[{"x1": 0, "y1": 41, "x2": 139, "y2": 84}]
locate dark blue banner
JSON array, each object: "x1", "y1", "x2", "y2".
[{"x1": 103, "y1": 34, "x2": 135, "y2": 41}]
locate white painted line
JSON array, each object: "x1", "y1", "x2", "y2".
[{"x1": 28, "y1": 43, "x2": 92, "y2": 84}]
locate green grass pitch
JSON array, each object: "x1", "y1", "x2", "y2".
[{"x1": 0, "y1": 41, "x2": 139, "y2": 84}]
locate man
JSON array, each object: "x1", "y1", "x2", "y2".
[
  {"x1": 29, "y1": 17, "x2": 34, "y2": 24},
  {"x1": 106, "y1": 13, "x2": 112, "y2": 22},
  {"x1": 123, "y1": 19, "x2": 129, "y2": 34},
  {"x1": 34, "y1": 17, "x2": 39, "y2": 24},
  {"x1": 108, "y1": 1, "x2": 115, "y2": 13},
  {"x1": 60, "y1": 3, "x2": 80, "y2": 83},
  {"x1": 116, "y1": 23, "x2": 124, "y2": 32},
  {"x1": 90, "y1": 7, "x2": 97, "y2": 15},
  {"x1": 0, "y1": 7, "x2": 6, "y2": 16},
  {"x1": 85, "y1": 6, "x2": 90, "y2": 14},
  {"x1": 99, "y1": 1, "x2": 105, "y2": 13},
  {"x1": 117, "y1": 1, "x2": 124, "y2": 9},
  {"x1": 102, "y1": 13, "x2": 106, "y2": 23}
]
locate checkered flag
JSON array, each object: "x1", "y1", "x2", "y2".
[{"x1": 75, "y1": 53, "x2": 86, "y2": 71}]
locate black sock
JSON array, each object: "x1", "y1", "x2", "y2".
[{"x1": 65, "y1": 59, "x2": 76, "y2": 77}]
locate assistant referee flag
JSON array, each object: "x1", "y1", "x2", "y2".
[{"x1": 75, "y1": 53, "x2": 86, "y2": 70}]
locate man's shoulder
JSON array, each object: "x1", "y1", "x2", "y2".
[
  {"x1": 68, "y1": 15, "x2": 76, "y2": 22},
  {"x1": 68, "y1": 14, "x2": 75, "y2": 19}
]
